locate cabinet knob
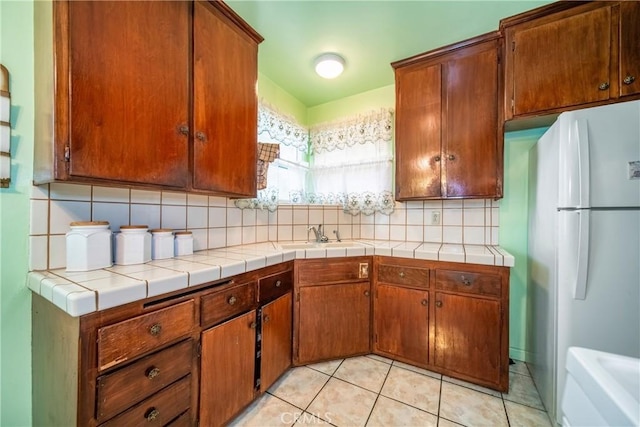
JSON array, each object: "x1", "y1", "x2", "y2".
[
  {"x1": 461, "y1": 275, "x2": 471, "y2": 286},
  {"x1": 421, "y1": 299, "x2": 428, "y2": 306},
  {"x1": 399, "y1": 271, "x2": 405, "y2": 278},
  {"x1": 275, "y1": 280, "x2": 282, "y2": 288},
  {"x1": 249, "y1": 321, "x2": 257, "y2": 329},
  {"x1": 435, "y1": 301, "x2": 443, "y2": 308},
  {"x1": 364, "y1": 290, "x2": 371, "y2": 297},
  {"x1": 623, "y1": 75, "x2": 636, "y2": 85},
  {"x1": 263, "y1": 315, "x2": 271, "y2": 324},
  {"x1": 598, "y1": 82, "x2": 610, "y2": 91},
  {"x1": 145, "y1": 408, "x2": 160, "y2": 422},
  {"x1": 149, "y1": 323, "x2": 162, "y2": 336},
  {"x1": 146, "y1": 366, "x2": 160, "y2": 380},
  {"x1": 434, "y1": 155, "x2": 441, "y2": 162},
  {"x1": 448, "y1": 154, "x2": 456, "y2": 161},
  {"x1": 177, "y1": 125, "x2": 189, "y2": 136},
  {"x1": 227, "y1": 295, "x2": 237, "y2": 306},
  {"x1": 195, "y1": 131, "x2": 207, "y2": 142}
]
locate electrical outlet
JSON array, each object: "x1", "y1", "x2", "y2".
[{"x1": 431, "y1": 210, "x2": 441, "y2": 225}]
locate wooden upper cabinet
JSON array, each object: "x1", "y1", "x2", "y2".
[
  {"x1": 619, "y1": 1, "x2": 640, "y2": 98},
  {"x1": 35, "y1": 0, "x2": 262, "y2": 196},
  {"x1": 502, "y1": 1, "x2": 640, "y2": 123},
  {"x1": 192, "y1": 1, "x2": 259, "y2": 196},
  {"x1": 66, "y1": 1, "x2": 190, "y2": 187},
  {"x1": 393, "y1": 33, "x2": 502, "y2": 201}
]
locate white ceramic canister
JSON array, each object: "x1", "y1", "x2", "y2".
[
  {"x1": 114, "y1": 225, "x2": 151, "y2": 265},
  {"x1": 66, "y1": 221, "x2": 113, "y2": 272},
  {"x1": 151, "y1": 229, "x2": 174, "y2": 260},
  {"x1": 174, "y1": 231, "x2": 193, "y2": 256}
]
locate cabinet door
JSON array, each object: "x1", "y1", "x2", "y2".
[
  {"x1": 433, "y1": 293, "x2": 501, "y2": 386},
  {"x1": 261, "y1": 293, "x2": 292, "y2": 392},
  {"x1": 619, "y1": 1, "x2": 640, "y2": 97},
  {"x1": 193, "y1": 1, "x2": 258, "y2": 196},
  {"x1": 395, "y1": 63, "x2": 442, "y2": 200},
  {"x1": 200, "y1": 311, "x2": 256, "y2": 427},
  {"x1": 297, "y1": 283, "x2": 371, "y2": 364},
  {"x1": 511, "y1": 5, "x2": 612, "y2": 116},
  {"x1": 67, "y1": 1, "x2": 189, "y2": 187},
  {"x1": 444, "y1": 42, "x2": 499, "y2": 198},
  {"x1": 374, "y1": 284, "x2": 428, "y2": 365}
]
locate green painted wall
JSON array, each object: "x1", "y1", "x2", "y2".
[
  {"x1": 258, "y1": 72, "x2": 308, "y2": 126},
  {"x1": 0, "y1": 1, "x2": 35, "y2": 425},
  {"x1": 502, "y1": 127, "x2": 548, "y2": 361},
  {"x1": 306, "y1": 84, "x2": 395, "y2": 125}
]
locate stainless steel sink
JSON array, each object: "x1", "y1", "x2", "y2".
[{"x1": 278, "y1": 241, "x2": 361, "y2": 250}]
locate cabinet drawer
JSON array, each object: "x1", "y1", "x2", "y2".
[
  {"x1": 96, "y1": 339, "x2": 193, "y2": 422},
  {"x1": 99, "y1": 375, "x2": 191, "y2": 427},
  {"x1": 97, "y1": 300, "x2": 195, "y2": 371},
  {"x1": 435, "y1": 270, "x2": 501, "y2": 297},
  {"x1": 167, "y1": 410, "x2": 191, "y2": 427},
  {"x1": 297, "y1": 258, "x2": 371, "y2": 285},
  {"x1": 259, "y1": 270, "x2": 292, "y2": 303},
  {"x1": 378, "y1": 264, "x2": 429, "y2": 288},
  {"x1": 201, "y1": 281, "x2": 256, "y2": 327}
]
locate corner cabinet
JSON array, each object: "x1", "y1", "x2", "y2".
[
  {"x1": 502, "y1": 1, "x2": 640, "y2": 124},
  {"x1": 293, "y1": 257, "x2": 372, "y2": 365},
  {"x1": 392, "y1": 32, "x2": 503, "y2": 201},
  {"x1": 34, "y1": 0, "x2": 262, "y2": 197}
]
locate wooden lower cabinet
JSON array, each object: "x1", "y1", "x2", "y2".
[
  {"x1": 294, "y1": 257, "x2": 372, "y2": 365},
  {"x1": 374, "y1": 284, "x2": 429, "y2": 366},
  {"x1": 260, "y1": 293, "x2": 293, "y2": 392},
  {"x1": 200, "y1": 310, "x2": 257, "y2": 427}
]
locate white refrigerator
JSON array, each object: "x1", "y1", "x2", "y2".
[{"x1": 527, "y1": 100, "x2": 640, "y2": 425}]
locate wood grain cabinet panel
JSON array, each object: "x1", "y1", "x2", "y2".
[
  {"x1": 35, "y1": 0, "x2": 262, "y2": 196},
  {"x1": 502, "y1": 1, "x2": 640, "y2": 123},
  {"x1": 260, "y1": 293, "x2": 293, "y2": 392},
  {"x1": 374, "y1": 284, "x2": 429, "y2": 366},
  {"x1": 393, "y1": 33, "x2": 502, "y2": 200},
  {"x1": 200, "y1": 311, "x2": 257, "y2": 427}
]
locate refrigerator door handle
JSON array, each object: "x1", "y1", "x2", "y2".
[
  {"x1": 574, "y1": 209, "x2": 590, "y2": 300},
  {"x1": 575, "y1": 119, "x2": 591, "y2": 209}
]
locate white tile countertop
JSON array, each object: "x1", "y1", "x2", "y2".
[{"x1": 27, "y1": 240, "x2": 514, "y2": 317}]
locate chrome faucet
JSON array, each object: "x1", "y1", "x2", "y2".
[{"x1": 308, "y1": 224, "x2": 329, "y2": 243}]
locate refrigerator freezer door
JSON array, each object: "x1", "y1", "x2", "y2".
[
  {"x1": 555, "y1": 209, "x2": 640, "y2": 424},
  {"x1": 558, "y1": 101, "x2": 640, "y2": 208}
]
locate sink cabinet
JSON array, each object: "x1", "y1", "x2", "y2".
[
  {"x1": 32, "y1": 262, "x2": 292, "y2": 427},
  {"x1": 293, "y1": 257, "x2": 372, "y2": 365},
  {"x1": 502, "y1": 1, "x2": 640, "y2": 125},
  {"x1": 34, "y1": 0, "x2": 262, "y2": 197},
  {"x1": 392, "y1": 32, "x2": 503, "y2": 200}
]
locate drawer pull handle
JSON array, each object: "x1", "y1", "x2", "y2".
[
  {"x1": 145, "y1": 408, "x2": 160, "y2": 422},
  {"x1": 250, "y1": 321, "x2": 257, "y2": 329},
  {"x1": 364, "y1": 290, "x2": 371, "y2": 297},
  {"x1": 623, "y1": 75, "x2": 636, "y2": 85},
  {"x1": 399, "y1": 271, "x2": 405, "y2": 278},
  {"x1": 435, "y1": 301, "x2": 443, "y2": 308},
  {"x1": 149, "y1": 324, "x2": 162, "y2": 336},
  {"x1": 227, "y1": 295, "x2": 237, "y2": 305},
  {"x1": 461, "y1": 276, "x2": 471, "y2": 286},
  {"x1": 598, "y1": 82, "x2": 610, "y2": 91},
  {"x1": 146, "y1": 367, "x2": 160, "y2": 380},
  {"x1": 263, "y1": 315, "x2": 271, "y2": 324},
  {"x1": 421, "y1": 299, "x2": 428, "y2": 306},
  {"x1": 448, "y1": 154, "x2": 456, "y2": 161},
  {"x1": 275, "y1": 280, "x2": 282, "y2": 288}
]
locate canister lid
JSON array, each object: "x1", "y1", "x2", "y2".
[
  {"x1": 174, "y1": 231, "x2": 193, "y2": 236},
  {"x1": 70, "y1": 221, "x2": 109, "y2": 227},
  {"x1": 150, "y1": 228, "x2": 173, "y2": 234},
  {"x1": 120, "y1": 225, "x2": 148, "y2": 230}
]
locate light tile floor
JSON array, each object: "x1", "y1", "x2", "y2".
[{"x1": 229, "y1": 354, "x2": 552, "y2": 427}]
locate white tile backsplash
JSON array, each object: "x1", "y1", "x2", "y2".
[{"x1": 30, "y1": 184, "x2": 501, "y2": 270}]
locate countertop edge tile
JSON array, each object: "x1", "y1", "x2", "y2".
[{"x1": 26, "y1": 240, "x2": 515, "y2": 316}]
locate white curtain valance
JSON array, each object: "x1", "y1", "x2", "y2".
[
  {"x1": 310, "y1": 108, "x2": 394, "y2": 153},
  {"x1": 257, "y1": 100, "x2": 308, "y2": 153}
]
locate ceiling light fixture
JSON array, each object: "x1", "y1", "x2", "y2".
[{"x1": 314, "y1": 53, "x2": 345, "y2": 79}]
